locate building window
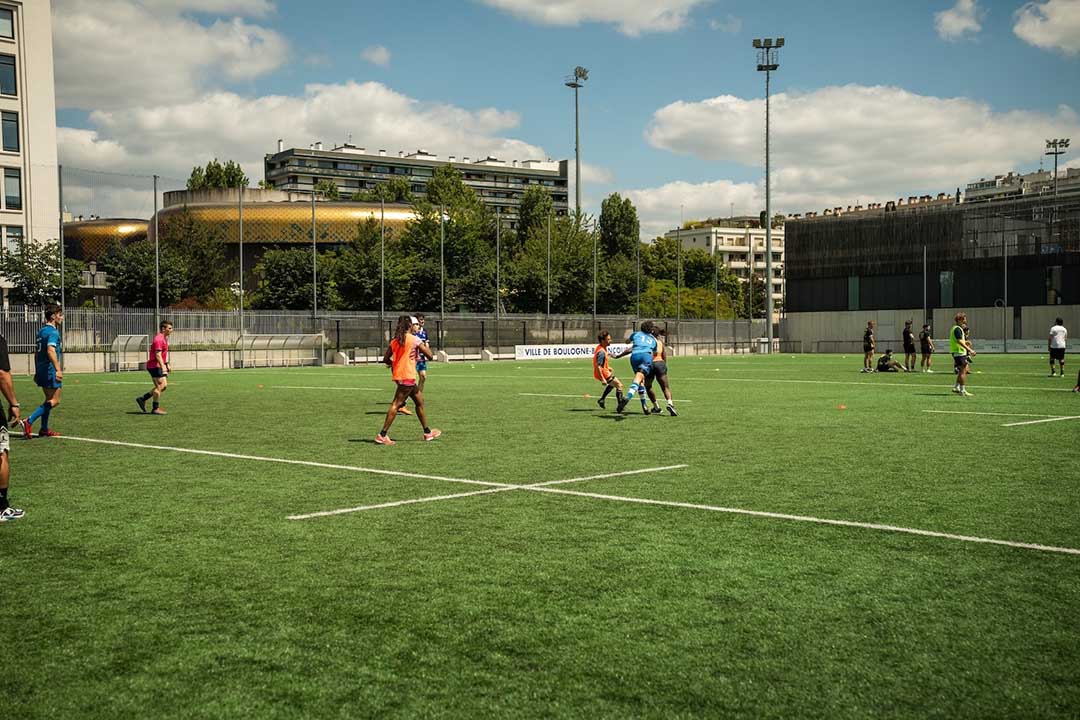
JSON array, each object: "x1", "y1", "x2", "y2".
[
  {"x1": 1, "y1": 111, "x2": 16, "y2": 152},
  {"x1": 0, "y1": 9, "x2": 12, "y2": 40},
  {"x1": 5, "y1": 225, "x2": 21, "y2": 252},
  {"x1": 3, "y1": 167, "x2": 19, "y2": 209},
  {"x1": 0, "y1": 54, "x2": 14, "y2": 95}
]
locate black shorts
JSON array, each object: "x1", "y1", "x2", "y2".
[
  {"x1": 1050, "y1": 348, "x2": 1066, "y2": 361},
  {"x1": 920, "y1": 346, "x2": 932, "y2": 355},
  {"x1": 863, "y1": 345, "x2": 874, "y2": 353},
  {"x1": 148, "y1": 367, "x2": 167, "y2": 379},
  {"x1": 649, "y1": 361, "x2": 668, "y2": 380},
  {"x1": 904, "y1": 345, "x2": 916, "y2": 355},
  {"x1": 953, "y1": 354, "x2": 970, "y2": 370}
]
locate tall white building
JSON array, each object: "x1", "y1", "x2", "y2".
[
  {"x1": 664, "y1": 224, "x2": 785, "y2": 316},
  {"x1": 0, "y1": 0, "x2": 58, "y2": 276}
]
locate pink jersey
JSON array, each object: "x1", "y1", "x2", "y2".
[{"x1": 147, "y1": 333, "x2": 169, "y2": 369}]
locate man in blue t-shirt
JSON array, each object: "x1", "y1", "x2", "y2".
[
  {"x1": 23, "y1": 304, "x2": 64, "y2": 439},
  {"x1": 611, "y1": 320, "x2": 659, "y2": 413}
]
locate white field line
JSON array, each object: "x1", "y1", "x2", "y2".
[
  {"x1": 922, "y1": 410, "x2": 1063, "y2": 418},
  {"x1": 699, "y1": 377, "x2": 1078, "y2": 392},
  {"x1": 287, "y1": 486, "x2": 518, "y2": 520},
  {"x1": 527, "y1": 487, "x2": 1080, "y2": 556},
  {"x1": 271, "y1": 385, "x2": 381, "y2": 391},
  {"x1": 101, "y1": 381, "x2": 161, "y2": 385},
  {"x1": 519, "y1": 392, "x2": 692, "y2": 403},
  {"x1": 57, "y1": 435, "x2": 503, "y2": 488},
  {"x1": 288, "y1": 464, "x2": 690, "y2": 520},
  {"x1": 1001, "y1": 416, "x2": 1080, "y2": 427}
]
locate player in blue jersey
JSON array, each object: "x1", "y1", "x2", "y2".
[
  {"x1": 611, "y1": 320, "x2": 659, "y2": 413},
  {"x1": 397, "y1": 312, "x2": 430, "y2": 416},
  {"x1": 23, "y1": 304, "x2": 64, "y2": 439}
]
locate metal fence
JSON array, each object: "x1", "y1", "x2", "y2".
[{"x1": 1, "y1": 305, "x2": 778, "y2": 359}]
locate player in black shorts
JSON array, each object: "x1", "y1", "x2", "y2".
[
  {"x1": 0, "y1": 334, "x2": 25, "y2": 522},
  {"x1": 644, "y1": 328, "x2": 677, "y2": 416},
  {"x1": 876, "y1": 349, "x2": 908, "y2": 372},
  {"x1": 902, "y1": 320, "x2": 917, "y2": 371},
  {"x1": 919, "y1": 323, "x2": 935, "y2": 373},
  {"x1": 862, "y1": 320, "x2": 876, "y2": 372}
]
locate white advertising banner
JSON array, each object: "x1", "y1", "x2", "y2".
[{"x1": 514, "y1": 343, "x2": 629, "y2": 360}]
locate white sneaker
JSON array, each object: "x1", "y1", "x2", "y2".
[
  {"x1": 926, "y1": 369, "x2": 934, "y2": 374},
  {"x1": 0, "y1": 506, "x2": 25, "y2": 522}
]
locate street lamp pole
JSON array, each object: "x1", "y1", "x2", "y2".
[
  {"x1": 565, "y1": 66, "x2": 588, "y2": 218},
  {"x1": 754, "y1": 36, "x2": 784, "y2": 353},
  {"x1": 1045, "y1": 138, "x2": 1070, "y2": 196}
]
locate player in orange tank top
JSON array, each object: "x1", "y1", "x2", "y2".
[
  {"x1": 377, "y1": 315, "x2": 440, "y2": 445},
  {"x1": 592, "y1": 331, "x2": 624, "y2": 410}
]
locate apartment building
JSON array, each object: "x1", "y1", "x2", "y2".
[
  {"x1": 665, "y1": 224, "x2": 785, "y2": 310},
  {"x1": 0, "y1": 0, "x2": 58, "y2": 267},
  {"x1": 264, "y1": 143, "x2": 569, "y2": 225}
]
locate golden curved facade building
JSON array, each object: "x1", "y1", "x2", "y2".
[
  {"x1": 153, "y1": 192, "x2": 417, "y2": 275},
  {"x1": 63, "y1": 218, "x2": 148, "y2": 262}
]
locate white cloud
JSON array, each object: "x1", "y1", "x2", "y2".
[
  {"x1": 1014, "y1": 0, "x2": 1080, "y2": 55},
  {"x1": 475, "y1": 0, "x2": 710, "y2": 35},
  {"x1": 935, "y1": 0, "x2": 982, "y2": 40},
  {"x1": 52, "y1": 0, "x2": 288, "y2": 109},
  {"x1": 709, "y1": 15, "x2": 742, "y2": 33},
  {"x1": 624, "y1": 179, "x2": 761, "y2": 239},
  {"x1": 361, "y1": 45, "x2": 392, "y2": 68},
  {"x1": 58, "y1": 82, "x2": 553, "y2": 218},
  {"x1": 637, "y1": 84, "x2": 1080, "y2": 231}
]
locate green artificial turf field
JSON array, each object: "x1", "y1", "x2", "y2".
[{"x1": 2, "y1": 354, "x2": 1079, "y2": 719}]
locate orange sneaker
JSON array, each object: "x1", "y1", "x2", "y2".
[
  {"x1": 423, "y1": 428, "x2": 442, "y2": 441},
  {"x1": 397, "y1": 406, "x2": 412, "y2": 416},
  {"x1": 375, "y1": 434, "x2": 395, "y2": 445}
]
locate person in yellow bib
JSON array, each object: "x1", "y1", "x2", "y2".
[{"x1": 949, "y1": 312, "x2": 977, "y2": 397}]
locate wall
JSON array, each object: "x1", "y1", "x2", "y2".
[{"x1": 782, "y1": 304, "x2": 1079, "y2": 352}]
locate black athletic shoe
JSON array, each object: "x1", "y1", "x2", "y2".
[
  {"x1": 667, "y1": 405, "x2": 678, "y2": 417},
  {"x1": 136, "y1": 396, "x2": 147, "y2": 413},
  {"x1": 650, "y1": 406, "x2": 662, "y2": 414},
  {"x1": 615, "y1": 398, "x2": 628, "y2": 413},
  {"x1": 596, "y1": 398, "x2": 605, "y2": 410}
]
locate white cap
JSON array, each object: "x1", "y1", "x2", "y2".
[{"x1": 409, "y1": 316, "x2": 419, "y2": 325}]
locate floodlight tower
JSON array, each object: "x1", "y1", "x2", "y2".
[
  {"x1": 1045, "y1": 138, "x2": 1070, "y2": 196},
  {"x1": 565, "y1": 66, "x2": 588, "y2": 218},
  {"x1": 753, "y1": 36, "x2": 783, "y2": 352}
]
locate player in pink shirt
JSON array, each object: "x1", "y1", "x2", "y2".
[{"x1": 136, "y1": 320, "x2": 172, "y2": 415}]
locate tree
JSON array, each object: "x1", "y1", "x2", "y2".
[
  {"x1": 257, "y1": 179, "x2": 275, "y2": 190},
  {"x1": 314, "y1": 179, "x2": 340, "y2": 200},
  {"x1": 517, "y1": 185, "x2": 554, "y2": 245},
  {"x1": 249, "y1": 248, "x2": 341, "y2": 311},
  {"x1": 156, "y1": 207, "x2": 229, "y2": 302},
  {"x1": 335, "y1": 218, "x2": 410, "y2": 311},
  {"x1": 353, "y1": 177, "x2": 413, "y2": 204},
  {"x1": 598, "y1": 193, "x2": 639, "y2": 259},
  {"x1": 0, "y1": 239, "x2": 83, "y2": 305},
  {"x1": 100, "y1": 240, "x2": 188, "y2": 308},
  {"x1": 187, "y1": 159, "x2": 249, "y2": 190},
  {"x1": 736, "y1": 274, "x2": 768, "y2": 319}
]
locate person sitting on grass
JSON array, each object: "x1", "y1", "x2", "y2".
[
  {"x1": 377, "y1": 315, "x2": 440, "y2": 445},
  {"x1": 876, "y1": 349, "x2": 909, "y2": 373}
]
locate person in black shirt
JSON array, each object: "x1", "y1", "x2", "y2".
[
  {"x1": 876, "y1": 349, "x2": 908, "y2": 372},
  {"x1": 902, "y1": 320, "x2": 917, "y2": 371},
  {"x1": 0, "y1": 334, "x2": 24, "y2": 522},
  {"x1": 919, "y1": 323, "x2": 935, "y2": 373},
  {"x1": 862, "y1": 320, "x2": 876, "y2": 373}
]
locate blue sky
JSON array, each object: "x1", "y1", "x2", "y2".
[{"x1": 53, "y1": 0, "x2": 1080, "y2": 235}]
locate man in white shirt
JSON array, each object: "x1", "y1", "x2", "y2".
[{"x1": 1048, "y1": 318, "x2": 1067, "y2": 377}]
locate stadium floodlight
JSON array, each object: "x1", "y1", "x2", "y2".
[
  {"x1": 1045, "y1": 138, "x2": 1070, "y2": 196},
  {"x1": 753, "y1": 36, "x2": 784, "y2": 352},
  {"x1": 565, "y1": 66, "x2": 588, "y2": 217}
]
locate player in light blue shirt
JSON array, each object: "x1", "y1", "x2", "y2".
[
  {"x1": 23, "y1": 304, "x2": 64, "y2": 439},
  {"x1": 611, "y1": 320, "x2": 659, "y2": 413}
]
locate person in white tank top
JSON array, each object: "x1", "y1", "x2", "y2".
[{"x1": 1048, "y1": 318, "x2": 1067, "y2": 377}]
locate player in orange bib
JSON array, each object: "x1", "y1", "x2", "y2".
[
  {"x1": 592, "y1": 331, "x2": 625, "y2": 410},
  {"x1": 377, "y1": 315, "x2": 441, "y2": 445}
]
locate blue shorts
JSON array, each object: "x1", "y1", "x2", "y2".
[
  {"x1": 35, "y1": 371, "x2": 62, "y2": 389},
  {"x1": 416, "y1": 360, "x2": 428, "y2": 373},
  {"x1": 630, "y1": 353, "x2": 654, "y2": 376}
]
